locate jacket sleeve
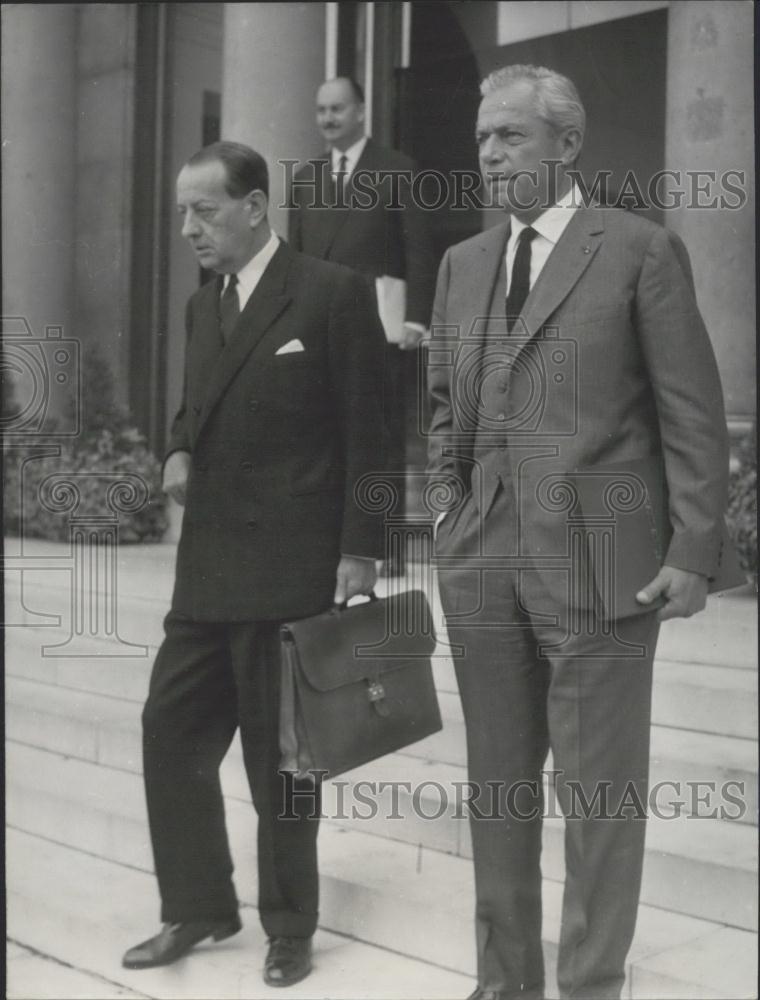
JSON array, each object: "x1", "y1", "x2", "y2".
[
  {"x1": 634, "y1": 226, "x2": 729, "y2": 576},
  {"x1": 327, "y1": 268, "x2": 387, "y2": 558},
  {"x1": 163, "y1": 298, "x2": 194, "y2": 469},
  {"x1": 424, "y1": 247, "x2": 469, "y2": 508}
]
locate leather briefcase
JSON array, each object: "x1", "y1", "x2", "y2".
[{"x1": 279, "y1": 590, "x2": 441, "y2": 779}]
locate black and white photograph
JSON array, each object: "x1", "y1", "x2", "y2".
[{"x1": 3, "y1": 2, "x2": 757, "y2": 998}]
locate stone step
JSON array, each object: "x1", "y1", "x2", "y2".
[
  {"x1": 7, "y1": 809, "x2": 757, "y2": 998},
  {"x1": 5, "y1": 828, "x2": 473, "y2": 1000},
  {"x1": 5, "y1": 559, "x2": 757, "y2": 670},
  {"x1": 7, "y1": 672, "x2": 757, "y2": 826},
  {"x1": 7, "y1": 738, "x2": 757, "y2": 932},
  {"x1": 6, "y1": 942, "x2": 148, "y2": 1000},
  {"x1": 7, "y1": 611, "x2": 757, "y2": 740},
  {"x1": 654, "y1": 587, "x2": 757, "y2": 670}
]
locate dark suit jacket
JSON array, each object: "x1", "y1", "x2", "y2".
[
  {"x1": 427, "y1": 206, "x2": 730, "y2": 608},
  {"x1": 167, "y1": 241, "x2": 386, "y2": 622},
  {"x1": 288, "y1": 138, "x2": 436, "y2": 327}
]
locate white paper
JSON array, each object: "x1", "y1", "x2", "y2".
[{"x1": 375, "y1": 275, "x2": 407, "y2": 344}]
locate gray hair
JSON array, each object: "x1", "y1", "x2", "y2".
[{"x1": 480, "y1": 64, "x2": 586, "y2": 140}]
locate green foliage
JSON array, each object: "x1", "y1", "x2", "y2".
[
  {"x1": 726, "y1": 424, "x2": 757, "y2": 579},
  {"x1": 4, "y1": 346, "x2": 168, "y2": 543}
]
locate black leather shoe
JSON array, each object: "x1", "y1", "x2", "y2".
[
  {"x1": 122, "y1": 915, "x2": 242, "y2": 969},
  {"x1": 263, "y1": 935, "x2": 312, "y2": 987}
]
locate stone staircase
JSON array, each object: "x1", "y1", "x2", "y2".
[{"x1": 4, "y1": 539, "x2": 758, "y2": 999}]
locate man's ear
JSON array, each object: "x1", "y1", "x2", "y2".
[
  {"x1": 246, "y1": 189, "x2": 269, "y2": 227},
  {"x1": 561, "y1": 128, "x2": 583, "y2": 167}
]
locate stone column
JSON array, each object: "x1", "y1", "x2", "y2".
[
  {"x1": 73, "y1": 4, "x2": 137, "y2": 403},
  {"x1": 1, "y1": 3, "x2": 78, "y2": 339},
  {"x1": 221, "y1": 2, "x2": 327, "y2": 238},
  {"x1": 665, "y1": 0, "x2": 755, "y2": 427}
]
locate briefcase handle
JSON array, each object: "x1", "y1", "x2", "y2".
[
  {"x1": 331, "y1": 591, "x2": 379, "y2": 614},
  {"x1": 327, "y1": 591, "x2": 390, "y2": 716}
]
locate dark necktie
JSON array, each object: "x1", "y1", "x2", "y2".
[
  {"x1": 335, "y1": 153, "x2": 348, "y2": 204},
  {"x1": 506, "y1": 226, "x2": 537, "y2": 333},
  {"x1": 219, "y1": 273, "x2": 239, "y2": 344}
]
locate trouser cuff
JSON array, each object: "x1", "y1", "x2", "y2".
[{"x1": 260, "y1": 908, "x2": 318, "y2": 939}]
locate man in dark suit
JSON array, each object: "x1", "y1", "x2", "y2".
[
  {"x1": 288, "y1": 77, "x2": 437, "y2": 573},
  {"x1": 122, "y1": 141, "x2": 385, "y2": 988},
  {"x1": 427, "y1": 66, "x2": 730, "y2": 1000}
]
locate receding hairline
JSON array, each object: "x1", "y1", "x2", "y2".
[
  {"x1": 479, "y1": 64, "x2": 586, "y2": 138},
  {"x1": 181, "y1": 141, "x2": 270, "y2": 198},
  {"x1": 317, "y1": 76, "x2": 365, "y2": 104}
]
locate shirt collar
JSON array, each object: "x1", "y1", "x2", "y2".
[
  {"x1": 331, "y1": 135, "x2": 368, "y2": 171},
  {"x1": 511, "y1": 181, "x2": 579, "y2": 246},
  {"x1": 226, "y1": 231, "x2": 280, "y2": 296}
]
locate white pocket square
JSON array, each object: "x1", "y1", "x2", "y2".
[{"x1": 275, "y1": 339, "x2": 305, "y2": 356}]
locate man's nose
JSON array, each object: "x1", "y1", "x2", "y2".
[
  {"x1": 181, "y1": 211, "x2": 201, "y2": 238},
  {"x1": 479, "y1": 135, "x2": 502, "y2": 163}
]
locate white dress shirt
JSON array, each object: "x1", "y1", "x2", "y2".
[
  {"x1": 223, "y1": 231, "x2": 281, "y2": 310},
  {"x1": 331, "y1": 136, "x2": 368, "y2": 181},
  {"x1": 506, "y1": 183, "x2": 580, "y2": 295}
]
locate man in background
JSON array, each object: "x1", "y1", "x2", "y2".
[{"x1": 289, "y1": 76, "x2": 437, "y2": 574}]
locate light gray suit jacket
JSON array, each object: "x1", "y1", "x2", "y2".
[{"x1": 427, "y1": 205, "x2": 729, "y2": 608}]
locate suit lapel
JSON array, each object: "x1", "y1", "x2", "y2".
[
  {"x1": 459, "y1": 221, "x2": 510, "y2": 324},
  {"x1": 194, "y1": 276, "x2": 225, "y2": 364},
  {"x1": 313, "y1": 158, "x2": 348, "y2": 258},
  {"x1": 318, "y1": 138, "x2": 379, "y2": 259},
  {"x1": 197, "y1": 242, "x2": 293, "y2": 437},
  {"x1": 520, "y1": 205, "x2": 605, "y2": 339}
]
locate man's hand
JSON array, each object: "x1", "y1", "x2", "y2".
[
  {"x1": 162, "y1": 450, "x2": 191, "y2": 506},
  {"x1": 333, "y1": 555, "x2": 377, "y2": 605},
  {"x1": 636, "y1": 565, "x2": 709, "y2": 621},
  {"x1": 398, "y1": 323, "x2": 425, "y2": 351}
]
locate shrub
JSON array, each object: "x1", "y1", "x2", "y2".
[
  {"x1": 726, "y1": 424, "x2": 757, "y2": 581},
  {"x1": 3, "y1": 346, "x2": 168, "y2": 543}
]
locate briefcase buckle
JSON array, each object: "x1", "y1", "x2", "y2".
[
  {"x1": 367, "y1": 680, "x2": 385, "y2": 702},
  {"x1": 367, "y1": 679, "x2": 390, "y2": 717}
]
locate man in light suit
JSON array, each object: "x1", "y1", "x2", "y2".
[
  {"x1": 427, "y1": 66, "x2": 730, "y2": 1000},
  {"x1": 122, "y1": 141, "x2": 385, "y2": 988},
  {"x1": 289, "y1": 77, "x2": 437, "y2": 573}
]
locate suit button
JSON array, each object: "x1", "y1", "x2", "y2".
[
  {"x1": 247, "y1": 519, "x2": 257, "y2": 529},
  {"x1": 249, "y1": 400, "x2": 260, "y2": 411},
  {"x1": 240, "y1": 461, "x2": 254, "y2": 472},
  {"x1": 192, "y1": 404, "x2": 202, "y2": 415}
]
